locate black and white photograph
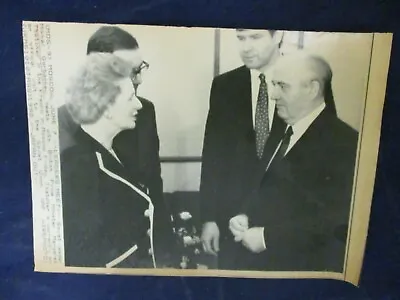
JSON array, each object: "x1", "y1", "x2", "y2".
[{"x1": 22, "y1": 21, "x2": 392, "y2": 285}]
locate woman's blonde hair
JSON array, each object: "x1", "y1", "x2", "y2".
[{"x1": 65, "y1": 53, "x2": 133, "y2": 124}]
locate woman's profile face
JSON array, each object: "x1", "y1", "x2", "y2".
[{"x1": 107, "y1": 77, "x2": 143, "y2": 130}]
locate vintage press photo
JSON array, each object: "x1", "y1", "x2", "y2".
[{"x1": 22, "y1": 21, "x2": 392, "y2": 285}]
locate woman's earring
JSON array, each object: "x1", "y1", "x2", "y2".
[{"x1": 104, "y1": 108, "x2": 112, "y2": 120}]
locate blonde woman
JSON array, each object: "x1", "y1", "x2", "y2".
[{"x1": 61, "y1": 52, "x2": 157, "y2": 268}]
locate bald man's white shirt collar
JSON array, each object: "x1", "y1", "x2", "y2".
[{"x1": 286, "y1": 102, "x2": 326, "y2": 154}]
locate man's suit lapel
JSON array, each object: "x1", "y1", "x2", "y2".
[
  {"x1": 261, "y1": 108, "x2": 332, "y2": 183},
  {"x1": 236, "y1": 66, "x2": 253, "y2": 134},
  {"x1": 234, "y1": 67, "x2": 257, "y2": 166},
  {"x1": 249, "y1": 103, "x2": 287, "y2": 185},
  {"x1": 260, "y1": 110, "x2": 286, "y2": 165},
  {"x1": 233, "y1": 66, "x2": 287, "y2": 182},
  {"x1": 285, "y1": 108, "x2": 331, "y2": 160}
]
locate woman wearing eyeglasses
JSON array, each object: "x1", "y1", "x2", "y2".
[{"x1": 60, "y1": 52, "x2": 159, "y2": 268}]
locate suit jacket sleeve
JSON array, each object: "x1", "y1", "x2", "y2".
[
  {"x1": 139, "y1": 100, "x2": 174, "y2": 240},
  {"x1": 199, "y1": 78, "x2": 224, "y2": 224},
  {"x1": 145, "y1": 101, "x2": 164, "y2": 212}
]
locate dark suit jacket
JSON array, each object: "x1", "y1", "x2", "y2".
[
  {"x1": 58, "y1": 98, "x2": 173, "y2": 254},
  {"x1": 61, "y1": 127, "x2": 156, "y2": 268},
  {"x1": 238, "y1": 108, "x2": 358, "y2": 272},
  {"x1": 200, "y1": 66, "x2": 286, "y2": 234}
]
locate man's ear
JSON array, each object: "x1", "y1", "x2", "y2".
[
  {"x1": 273, "y1": 30, "x2": 284, "y2": 45},
  {"x1": 309, "y1": 79, "x2": 320, "y2": 99}
]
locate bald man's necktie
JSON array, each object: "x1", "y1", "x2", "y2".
[
  {"x1": 268, "y1": 126, "x2": 293, "y2": 170},
  {"x1": 255, "y1": 73, "x2": 270, "y2": 159}
]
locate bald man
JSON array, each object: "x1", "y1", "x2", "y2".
[{"x1": 229, "y1": 53, "x2": 359, "y2": 272}]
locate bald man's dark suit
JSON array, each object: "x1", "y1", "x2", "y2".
[{"x1": 235, "y1": 108, "x2": 358, "y2": 272}]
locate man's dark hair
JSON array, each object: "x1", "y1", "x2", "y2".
[
  {"x1": 236, "y1": 29, "x2": 277, "y2": 37},
  {"x1": 87, "y1": 26, "x2": 139, "y2": 55}
]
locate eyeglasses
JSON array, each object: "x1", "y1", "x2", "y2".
[{"x1": 131, "y1": 61, "x2": 149, "y2": 78}]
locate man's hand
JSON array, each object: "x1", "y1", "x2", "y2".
[
  {"x1": 201, "y1": 222, "x2": 220, "y2": 256},
  {"x1": 229, "y1": 214, "x2": 249, "y2": 242},
  {"x1": 241, "y1": 227, "x2": 266, "y2": 253}
]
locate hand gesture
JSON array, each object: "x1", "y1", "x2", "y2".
[
  {"x1": 201, "y1": 222, "x2": 220, "y2": 256},
  {"x1": 229, "y1": 214, "x2": 249, "y2": 242}
]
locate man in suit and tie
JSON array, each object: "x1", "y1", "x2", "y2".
[
  {"x1": 229, "y1": 53, "x2": 358, "y2": 272},
  {"x1": 200, "y1": 29, "x2": 287, "y2": 269},
  {"x1": 58, "y1": 26, "x2": 174, "y2": 263}
]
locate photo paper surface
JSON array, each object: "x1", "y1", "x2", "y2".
[{"x1": 22, "y1": 21, "x2": 392, "y2": 285}]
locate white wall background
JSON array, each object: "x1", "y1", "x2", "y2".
[{"x1": 48, "y1": 23, "x2": 373, "y2": 192}]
